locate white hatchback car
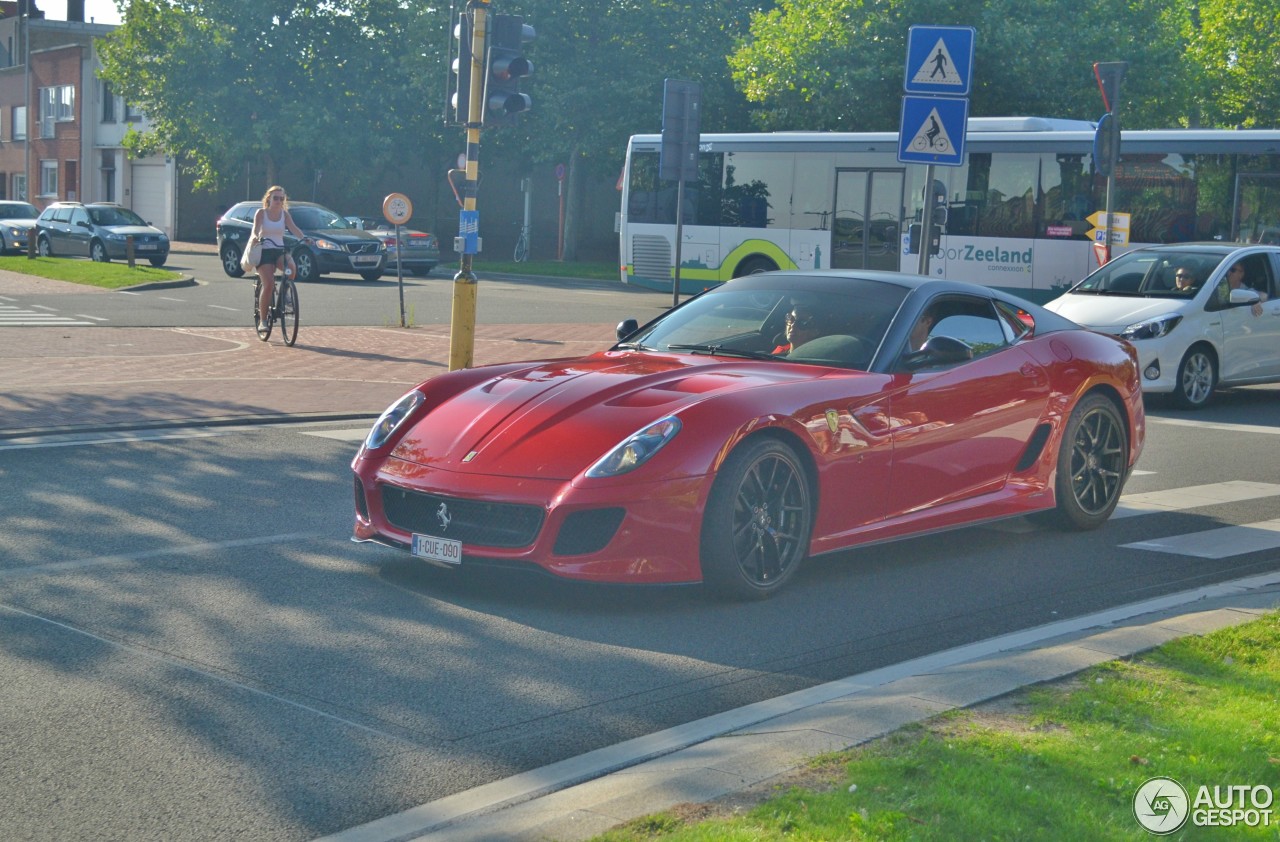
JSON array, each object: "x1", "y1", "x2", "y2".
[{"x1": 1046, "y1": 244, "x2": 1279, "y2": 408}]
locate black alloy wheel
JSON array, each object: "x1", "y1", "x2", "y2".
[
  {"x1": 700, "y1": 437, "x2": 813, "y2": 599},
  {"x1": 1050, "y1": 392, "x2": 1128, "y2": 530}
]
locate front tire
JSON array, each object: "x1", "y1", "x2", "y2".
[
  {"x1": 359, "y1": 270, "x2": 383, "y2": 282},
  {"x1": 733, "y1": 257, "x2": 778, "y2": 278},
  {"x1": 90, "y1": 240, "x2": 110, "y2": 263},
  {"x1": 700, "y1": 438, "x2": 813, "y2": 600},
  {"x1": 1172, "y1": 345, "x2": 1216, "y2": 409},
  {"x1": 1047, "y1": 393, "x2": 1128, "y2": 530},
  {"x1": 279, "y1": 282, "x2": 299, "y2": 346},
  {"x1": 221, "y1": 242, "x2": 245, "y2": 277},
  {"x1": 293, "y1": 248, "x2": 319, "y2": 282},
  {"x1": 37, "y1": 234, "x2": 52, "y2": 257},
  {"x1": 253, "y1": 278, "x2": 272, "y2": 341}
]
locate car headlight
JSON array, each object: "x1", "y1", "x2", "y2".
[
  {"x1": 364, "y1": 389, "x2": 425, "y2": 449},
  {"x1": 314, "y1": 238, "x2": 341, "y2": 251},
  {"x1": 104, "y1": 231, "x2": 127, "y2": 240},
  {"x1": 7, "y1": 227, "x2": 23, "y2": 237},
  {"x1": 587, "y1": 416, "x2": 681, "y2": 478},
  {"x1": 1120, "y1": 314, "x2": 1182, "y2": 341}
]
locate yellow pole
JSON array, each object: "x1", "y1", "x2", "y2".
[{"x1": 449, "y1": 1, "x2": 489, "y2": 371}]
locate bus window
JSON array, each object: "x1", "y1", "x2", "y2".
[{"x1": 721, "y1": 152, "x2": 790, "y2": 229}]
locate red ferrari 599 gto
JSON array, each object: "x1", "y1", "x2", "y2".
[{"x1": 352, "y1": 271, "x2": 1145, "y2": 599}]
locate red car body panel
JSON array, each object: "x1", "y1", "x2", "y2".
[{"x1": 352, "y1": 274, "x2": 1145, "y2": 587}]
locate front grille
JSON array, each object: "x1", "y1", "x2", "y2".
[
  {"x1": 346, "y1": 242, "x2": 381, "y2": 256},
  {"x1": 380, "y1": 485, "x2": 544, "y2": 548}
]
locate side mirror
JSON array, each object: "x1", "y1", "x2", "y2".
[
  {"x1": 77, "y1": 220, "x2": 91, "y2": 228},
  {"x1": 903, "y1": 335, "x2": 973, "y2": 370},
  {"x1": 616, "y1": 318, "x2": 640, "y2": 341},
  {"x1": 1229, "y1": 287, "x2": 1261, "y2": 306}
]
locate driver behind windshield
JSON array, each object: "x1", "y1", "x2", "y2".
[{"x1": 772, "y1": 305, "x2": 826, "y2": 354}]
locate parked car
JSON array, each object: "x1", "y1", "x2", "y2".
[
  {"x1": 35, "y1": 202, "x2": 170, "y2": 266},
  {"x1": 217, "y1": 201, "x2": 386, "y2": 282},
  {"x1": 353, "y1": 271, "x2": 1145, "y2": 600},
  {"x1": 344, "y1": 216, "x2": 440, "y2": 276},
  {"x1": 1045, "y1": 243, "x2": 1280, "y2": 408},
  {"x1": 0, "y1": 201, "x2": 39, "y2": 254}
]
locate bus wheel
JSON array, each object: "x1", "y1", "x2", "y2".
[{"x1": 734, "y1": 257, "x2": 778, "y2": 277}]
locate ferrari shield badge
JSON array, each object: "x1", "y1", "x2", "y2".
[{"x1": 825, "y1": 409, "x2": 840, "y2": 433}]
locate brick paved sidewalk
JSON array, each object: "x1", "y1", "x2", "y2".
[{"x1": 0, "y1": 322, "x2": 616, "y2": 436}]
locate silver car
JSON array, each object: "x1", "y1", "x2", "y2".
[{"x1": 0, "y1": 201, "x2": 38, "y2": 254}]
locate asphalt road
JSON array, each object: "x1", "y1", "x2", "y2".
[
  {"x1": 0, "y1": 252, "x2": 673, "y2": 328},
  {"x1": 2, "y1": 390, "x2": 1279, "y2": 840}
]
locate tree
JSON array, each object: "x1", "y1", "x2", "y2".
[
  {"x1": 486, "y1": 0, "x2": 758, "y2": 259},
  {"x1": 1185, "y1": 0, "x2": 1280, "y2": 127},
  {"x1": 98, "y1": 0, "x2": 450, "y2": 192},
  {"x1": 727, "y1": 0, "x2": 1194, "y2": 131}
]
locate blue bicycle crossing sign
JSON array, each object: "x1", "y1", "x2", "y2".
[
  {"x1": 898, "y1": 95, "x2": 968, "y2": 166},
  {"x1": 904, "y1": 25, "x2": 975, "y2": 96}
]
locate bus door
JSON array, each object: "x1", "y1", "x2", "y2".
[
  {"x1": 832, "y1": 169, "x2": 905, "y2": 271},
  {"x1": 1233, "y1": 173, "x2": 1280, "y2": 244}
]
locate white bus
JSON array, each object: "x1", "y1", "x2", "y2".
[{"x1": 619, "y1": 117, "x2": 1280, "y2": 300}]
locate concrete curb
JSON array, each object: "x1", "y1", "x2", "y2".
[
  {"x1": 314, "y1": 571, "x2": 1280, "y2": 842},
  {"x1": 119, "y1": 274, "x2": 199, "y2": 291}
]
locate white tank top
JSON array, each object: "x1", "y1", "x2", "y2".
[{"x1": 259, "y1": 209, "x2": 286, "y2": 247}]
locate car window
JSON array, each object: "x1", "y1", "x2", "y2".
[
  {"x1": 70, "y1": 209, "x2": 89, "y2": 226},
  {"x1": 1071, "y1": 250, "x2": 1226, "y2": 296},
  {"x1": 289, "y1": 207, "x2": 344, "y2": 230},
  {"x1": 0, "y1": 202, "x2": 37, "y2": 218},
  {"x1": 900, "y1": 295, "x2": 1010, "y2": 370},
  {"x1": 626, "y1": 280, "x2": 907, "y2": 370},
  {"x1": 51, "y1": 207, "x2": 73, "y2": 223}
]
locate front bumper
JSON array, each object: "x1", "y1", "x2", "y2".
[{"x1": 351, "y1": 455, "x2": 709, "y2": 584}]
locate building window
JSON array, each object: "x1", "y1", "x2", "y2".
[
  {"x1": 39, "y1": 85, "x2": 75, "y2": 138},
  {"x1": 65, "y1": 160, "x2": 78, "y2": 201},
  {"x1": 100, "y1": 149, "x2": 116, "y2": 202},
  {"x1": 124, "y1": 100, "x2": 143, "y2": 121},
  {"x1": 102, "y1": 81, "x2": 116, "y2": 123},
  {"x1": 12, "y1": 106, "x2": 25, "y2": 141},
  {"x1": 40, "y1": 160, "x2": 57, "y2": 197},
  {"x1": 13, "y1": 174, "x2": 26, "y2": 201}
]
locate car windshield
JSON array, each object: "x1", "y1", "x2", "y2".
[
  {"x1": 618, "y1": 279, "x2": 908, "y2": 370},
  {"x1": 290, "y1": 206, "x2": 347, "y2": 230},
  {"x1": 89, "y1": 206, "x2": 146, "y2": 226},
  {"x1": 1068, "y1": 249, "x2": 1228, "y2": 296},
  {"x1": 0, "y1": 202, "x2": 38, "y2": 219}
]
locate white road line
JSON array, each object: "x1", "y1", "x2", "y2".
[
  {"x1": 1123, "y1": 519, "x2": 1280, "y2": 559},
  {"x1": 1112, "y1": 481, "x2": 1280, "y2": 519},
  {"x1": 301, "y1": 428, "x2": 369, "y2": 442},
  {"x1": 0, "y1": 532, "x2": 318, "y2": 580},
  {"x1": 29, "y1": 304, "x2": 56, "y2": 311},
  {"x1": 158, "y1": 296, "x2": 184, "y2": 302},
  {"x1": 207, "y1": 304, "x2": 239, "y2": 311},
  {"x1": 0, "y1": 428, "x2": 239, "y2": 451},
  {"x1": 74, "y1": 314, "x2": 110, "y2": 321},
  {"x1": 1149, "y1": 416, "x2": 1280, "y2": 436}
]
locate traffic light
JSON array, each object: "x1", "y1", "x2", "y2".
[
  {"x1": 448, "y1": 12, "x2": 473, "y2": 124},
  {"x1": 484, "y1": 14, "x2": 534, "y2": 126}
]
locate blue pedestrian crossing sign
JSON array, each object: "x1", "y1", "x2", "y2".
[
  {"x1": 898, "y1": 96, "x2": 968, "y2": 166},
  {"x1": 904, "y1": 25, "x2": 975, "y2": 96}
]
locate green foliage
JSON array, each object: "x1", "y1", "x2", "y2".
[
  {"x1": 1186, "y1": 0, "x2": 1280, "y2": 127},
  {"x1": 0, "y1": 256, "x2": 182, "y2": 288},
  {"x1": 97, "y1": 0, "x2": 451, "y2": 191}
]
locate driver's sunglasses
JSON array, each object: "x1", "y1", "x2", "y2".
[
  {"x1": 786, "y1": 312, "x2": 815, "y2": 327},
  {"x1": 270, "y1": 194, "x2": 285, "y2": 202},
  {"x1": 1176, "y1": 273, "x2": 1191, "y2": 279}
]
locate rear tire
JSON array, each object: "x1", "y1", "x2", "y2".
[
  {"x1": 221, "y1": 242, "x2": 245, "y2": 277},
  {"x1": 700, "y1": 438, "x2": 812, "y2": 600},
  {"x1": 1046, "y1": 393, "x2": 1128, "y2": 530},
  {"x1": 279, "y1": 281, "x2": 299, "y2": 346},
  {"x1": 733, "y1": 257, "x2": 778, "y2": 278}
]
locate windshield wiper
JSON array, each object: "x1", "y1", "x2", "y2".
[
  {"x1": 665, "y1": 343, "x2": 780, "y2": 360},
  {"x1": 613, "y1": 341, "x2": 656, "y2": 351}
]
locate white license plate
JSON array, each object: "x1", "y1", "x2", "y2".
[
  {"x1": 135, "y1": 243, "x2": 157, "y2": 251},
  {"x1": 412, "y1": 532, "x2": 462, "y2": 566},
  {"x1": 353, "y1": 255, "x2": 379, "y2": 265}
]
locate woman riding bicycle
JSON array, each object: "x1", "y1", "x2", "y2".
[{"x1": 252, "y1": 186, "x2": 307, "y2": 330}]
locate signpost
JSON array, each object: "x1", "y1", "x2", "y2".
[
  {"x1": 1092, "y1": 61, "x2": 1127, "y2": 263},
  {"x1": 900, "y1": 25, "x2": 975, "y2": 275},
  {"x1": 661, "y1": 78, "x2": 701, "y2": 306}
]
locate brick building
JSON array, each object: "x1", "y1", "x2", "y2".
[{"x1": 0, "y1": 0, "x2": 177, "y2": 234}]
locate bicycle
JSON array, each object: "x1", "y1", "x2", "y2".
[
  {"x1": 513, "y1": 224, "x2": 530, "y2": 263},
  {"x1": 253, "y1": 266, "x2": 299, "y2": 346}
]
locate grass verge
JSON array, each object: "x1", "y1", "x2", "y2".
[
  {"x1": 592, "y1": 610, "x2": 1280, "y2": 841},
  {"x1": 0, "y1": 255, "x2": 183, "y2": 289}
]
